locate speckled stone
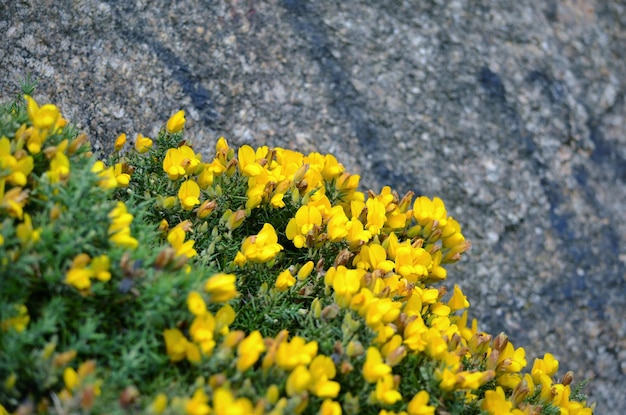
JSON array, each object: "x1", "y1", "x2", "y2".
[{"x1": 1, "y1": 0, "x2": 624, "y2": 412}]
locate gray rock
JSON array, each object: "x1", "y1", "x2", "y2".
[{"x1": 1, "y1": 0, "x2": 624, "y2": 412}]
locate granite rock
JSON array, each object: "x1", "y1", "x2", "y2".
[{"x1": 1, "y1": 0, "x2": 624, "y2": 412}]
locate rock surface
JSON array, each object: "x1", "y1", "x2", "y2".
[{"x1": 1, "y1": 0, "x2": 624, "y2": 412}]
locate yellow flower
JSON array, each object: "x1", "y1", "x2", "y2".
[
  {"x1": 215, "y1": 304, "x2": 236, "y2": 335},
  {"x1": 275, "y1": 336, "x2": 318, "y2": 371},
  {"x1": 365, "y1": 198, "x2": 386, "y2": 235},
  {"x1": 178, "y1": 179, "x2": 201, "y2": 210},
  {"x1": 237, "y1": 223, "x2": 283, "y2": 263},
  {"x1": 163, "y1": 145, "x2": 202, "y2": 180},
  {"x1": 47, "y1": 151, "x2": 70, "y2": 184},
  {"x1": 149, "y1": 393, "x2": 168, "y2": 414},
  {"x1": 286, "y1": 365, "x2": 311, "y2": 396},
  {"x1": 0, "y1": 136, "x2": 33, "y2": 186},
  {"x1": 362, "y1": 347, "x2": 391, "y2": 383},
  {"x1": 0, "y1": 181, "x2": 29, "y2": 219},
  {"x1": 65, "y1": 253, "x2": 93, "y2": 290},
  {"x1": 204, "y1": 273, "x2": 238, "y2": 302},
  {"x1": 114, "y1": 163, "x2": 131, "y2": 187},
  {"x1": 345, "y1": 218, "x2": 371, "y2": 248},
  {"x1": 185, "y1": 388, "x2": 210, "y2": 415},
  {"x1": 318, "y1": 400, "x2": 342, "y2": 415},
  {"x1": 91, "y1": 160, "x2": 117, "y2": 189},
  {"x1": 212, "y1": 387, "x2": 254, "y2": 415},
  {"x1": 237, "y1": 144, "x2": 264, "y2": 177},
  {"x1": 237, "y1": 330, "x2": 265, "y2": 372},
  {"x1": 497, "y1": 343, "x2": 527, "y2": 373},
  {"x1": 114, "y1": 133, "x2": 127, "y2": 151},
  {"x1": 354, "y1": 243, "x2": 394, "y2": 273},
  {"x1": 189, "y1": 313, "x2": 216, "y2": 355},
  {"x1": 481, "y1": 386, "x2": 512, "y2": 414},
  {"x1": 134, "y1": 133, "x2": 153, "y2": 153},
  {"x1": 63, "y1": 367, "x2": 79, "y2": 391},
  {"x1": 1, "y1": 304, "x2": 30, "y2": 333},
  {"x1": 166, "y1": 110, "x2": 186, "y2": 134},
  {"x1": 163, "y1": 328, "x2": 191, "y2": 362},
  {"x1": 457, "y1": 370, "x2": 494, "y2": 390},
  {"x1": 309, "y1": 355, "x2": 340, "y2": 398},
  {"x1": 167, "y1": 226, "x2": 197, "y2": 259},
  {"x1": 187, "y1": 291, "x2": 208, "y2": 316},
  {"x1": 412, "y1": 196, "x2": 447, "y2": 227},
  {"x1": 91, "y1": 255, "x2": 111, "y2": 282},
  {"x1": 16, "y1": 213, "x2": 41, "y2": 246},
  {"x1": 407, "y1": 391, "x2": 434, "y2": 415},
  {"x1": 286, "y1": 204, "x2": 323, "y2": 248},
  {"x1": 531, "y1": 353, "x2": 559, "y2": 384},
  {"x1": 24, "y1": 95, "x2": 60, "y2": 130},
  {"x1": 108, "y1": 202, "x2": 139, "y2": 249},
  {"x1": 373, "y1": 374, "x2": 402, "y2": 405},
  {"x1": 324, "y1": 266, "x2": 364, "y2": 307},
  {"x1": 275, "y1": 269, "x2": 296, "y2": 291}
]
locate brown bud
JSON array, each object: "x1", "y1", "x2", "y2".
[
  {"x1": 385, "y1": 346, "x2": 407, "y2": 367},
  {"x1": 395, "y1": 191, "x2": 413, "y2": 213},
  {"x1": 511, "y1": 376, "x2": 531, "y2": 406},
  {"x1": 411, "y1": 238, "x2": 424, "y2": 249},
  {"x1": 492, "y1": 332, "x2": 509, "y2": 352},
  {"x1": 209, "y1": 373, "x2": 226, "y2": 389},
  {"x1": 333, "y1": 249, "x2": 352, "y2": 267},
  {"x1": 448, "y1": 332, "x2": 463, "y2": 351},
  {"x1": 486, "y1": 350, "x2": 500, "y2": 371},
  {"x1": 340, "y1": 360, "x2": 354, "y2": 375},
  {"x1": 43, "y1": 146, "x2": 58, "y2": 159},
  {"x1": 333, "y1": 341, "x2": 344, "y2": 356},
  {"x1": 81, "y1": 385, "x2": 96, "y2": 410},
  {"x1": 321, "y1": 304, "x2": 340, "y2": 321},
  {"x1": 393, "y1": 374, "x2": 401, "y2": 389},
  {"x1": 172, "y1": 255, "x2": 189, "y2": 270},
  {"x1": 52, "y1": 350, "x2": 77, "y2": 367},
  {"x1": 154, "y1": 247, "x2": 176, "y2": 269},
  {"x1": 468, "y1": 332, "x2": 492, "y2": 356},
  {"x1": 119, "y1": 385, "x2": 139, "y2": 408},
  {"x1": 315, "y1": 257, "x2": 325, "y2": 275},
  {"x1": 437, "y1": 286, "x2": 448, "y2": 298},
  {"x1": 68, "y1": 133, "x2": 88, "y2": 155},
  {"x1": 561, "y1": 371, "x2": 575, "y2": 387}
]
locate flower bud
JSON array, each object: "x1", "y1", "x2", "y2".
[
  {"x1": 385, "y1": 346, "x2": 407, "y2": 367},
  {"x1": 311, "y1": 298, "x2": 322, "y2": 319},
  {"x1": 114, "y1": 133, "x2": 127, "y2": 151},
  {"x1": 68, "y1": 133, "x2": 88, "y2": 155},
  {"x1": 225, "y1": 209, "x2": 246, "y2": 231},
  {"x1": 119, "y1": 385, "x2": 140, "y2": 408},
  {"x1": 166, "y1": 110, "x2": 186, "y2": 134},
  {"x1": 340, "y1": 360, "x2": 354, "y2": 374},
  {"x1": 346, "y1": 341, "x2": 364, "y2": 357},
  {"x1": 468, "y1": 332, "x2": 492, "y2": 356},
  {"x1": 492, "y1": 332, "x2": 509, "y2": 352},
  {"x1": 321, "y1": 304, "x2": 340, "y2": 321},
  {"x1": 196, "y1": 200, "x2": 217, "y2": 219},
  {"x1": 154, "y1": 247, "x2": 176, "y2": 269},
  {"x1": 561, "y1": 371, "x2": 574, "y2": 387},
  {"x1": 511, "y1": 376, "x2": 531, "y2": 406}
]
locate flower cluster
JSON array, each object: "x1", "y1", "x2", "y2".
[{"x1": 0, "y1": 87, "x2": 593, "y2": 414}]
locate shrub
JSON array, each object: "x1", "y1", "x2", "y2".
[{"x1": 0, "y1": 82, "x2": 593, "y2": 414}]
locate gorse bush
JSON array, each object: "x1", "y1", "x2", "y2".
[{"x1": 0, "y1": 82, "x2": 594, "y2": 415}]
